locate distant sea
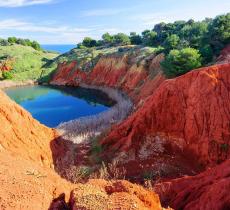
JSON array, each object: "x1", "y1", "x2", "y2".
[{"x1": 41, "y1": 44, "x2": 76, "y2": 54}]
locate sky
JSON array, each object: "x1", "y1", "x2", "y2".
[{"x1": 0, "y1": 0, "x2": 229, "y2": 44}]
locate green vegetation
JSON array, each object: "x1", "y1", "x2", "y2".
[
  {"x1": 0, "y1": 13, "x2": 229, "y2": 82},
  {"x1": 0, "y1": 37, "x2": 42, "y2": 51},
  {"x1": 0, "y1": 44, "x2": 58, "y2": 81},
  {"x1": 77, "y1": 13, "x2": 229, "y2": 77},
  {"x1": 161, "y1": 48, "x2": 202, "y2": 77},
  {"x1": 2, "y1": 71, "x2": 13, "y2": 80}
]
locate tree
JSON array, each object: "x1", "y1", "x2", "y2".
[
  {"x1": 208, "y1": 13, "x2": 230, "y2": 54},
  {"x1": 161, "y1": 48, "x2": 201, "y2": 77},
  {"x1": 102, "y1": 32, "x2": 113, "y2": 44},
  {"x1": 31, "y1": 41, "x2": 41, "y2": 51},
  {"x1": 163, "y1": 34, "x2": 180, "y2": 53},
  {"x1": 8, "y1": 37, "x2": 17, "y2": 44},
  {"x1": 130, "y1": 32, "x2": 142, "y2": 45},
  {"x1": 82, "y1": 37, "x2": 97, "y2": 48},
  {"x1": 142, "y1": 30, "x2": 157, "y2": 46},
  {"x1": 16, "y1": 38, "x2": 27, "y2": 46},
  {"x1": 113, "y1": 33, "x2": 131, "y2": 45},
  {"x1": 0, "y1": 39, "x2": 10, "y2": 46},
  {"x1": 199, "y1": 44, "x2": 213, "y2": 64}
]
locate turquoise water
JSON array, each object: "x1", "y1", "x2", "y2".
[
  {"x1": 5, "y1": 85, "x2": 114, "y2": 127},
  {"x1": 42, "y1": 44, "x2": 76, "y2": 53}
]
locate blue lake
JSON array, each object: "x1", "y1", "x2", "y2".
[{"x1": 5, "y1": 85, "x2": 115, "y2": 127}]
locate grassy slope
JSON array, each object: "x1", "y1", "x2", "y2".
[{"x1": 0, "y1": 44, "x2": 58, "y2": 81}]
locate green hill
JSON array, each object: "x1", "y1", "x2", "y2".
[{"x1": 0, "y1": 44, "x2": 58, "y2": 81}]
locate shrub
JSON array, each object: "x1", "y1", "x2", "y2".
[
  {"x1": 113, "y1": 33, "x2": 131, "y2": 46},
  {"x1": 161, "y1": 48, "x2": 201, "y2": 77},
  {"x1": 82, "y1": 37, "x2": 97, "y2": 48},
  {"x1": 2, "y1": 71, "x2": 13, "y2": 80}
]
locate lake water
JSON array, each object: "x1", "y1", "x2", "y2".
[
  {"x1": 42, "y1": 44, "x2": 76, "y2": 54},
  {"x1": 5, "y1": 85, "x2": 115, "y2": 127}
]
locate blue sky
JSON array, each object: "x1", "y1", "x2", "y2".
[{"x1": 0, "y1": 0, "x2": 229, "y2": 44}]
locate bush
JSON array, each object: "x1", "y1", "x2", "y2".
[
  {"x1": 130, "y1": 32, "x2": 142, "y2": 45},
  {"x1": 82, "y1": 37, "x2": 97, "y2": 48},
  {"x1": 161, "y1": 48, "x2": 201, "y2": 77},
  {"x1": 113, "y1": 33, "x2": 131, "y2": 45},
  {"x1": 2, "y1": 71, "x2": 13, "y2": 80}
]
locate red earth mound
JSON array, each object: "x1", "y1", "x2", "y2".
[
  {"x1": 101, "y1": 63, "x2": 230, "y2": 168},
  {"x1": 0, "y1": 90, "x2": 170, "y2": 209},
  {"x1": 51, "y1": 49, "x2": 230, "y2": 210},
  {"x1": 155, "y1": 159, "x2": 230, "y2": 210},
  {"x1": 69, "y1": 179, "x2": 171, "y2": 210},
  {"x1": 0, "y1": 90, "x2": 72, "y2": 209}
]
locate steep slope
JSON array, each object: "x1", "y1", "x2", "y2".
[
  {"x1": 0, "y1": 89, "x2": 169, "y2": 210},
  {"x1": 101, "y1": 63, "x2": 230, "y2": 168},
  {"x1": 51, "y1": 47, "x2": 165, "y2": 105},
  {"x1": 50, "y1": 46, "x2": 230, "y2": 210},
  {"x1": 0, "y1": 90, "x2": 72, "y2": 209},
  {"x1": 155, "y1": 159, "x2": 230, "y2": 210}
]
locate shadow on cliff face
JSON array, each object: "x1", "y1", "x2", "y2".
[
  {"x1": 48, "y1": 193, "x2": 70, "y2": 210},
  {"x1": 50, "y1": 136, "x2": 78, "y2": 181},
  {"x1": 49, "y1": 132, "x2": 203, "y2": 186}
]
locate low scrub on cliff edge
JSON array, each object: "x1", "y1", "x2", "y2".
[{"x1": 161, "y1": 48, "x2": 202, "y2": 77}]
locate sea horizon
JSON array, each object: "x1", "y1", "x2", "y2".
[{"x1": 41, "y1": 44, "x2": 76, "y2": 54}]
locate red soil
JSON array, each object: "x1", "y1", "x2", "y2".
[
  {"x1": 69, "y1": 179, "x2": 171, "y2": 210},
  {"x1": 101, "y1": 63, "x2": 230, "y2": 168},
  {"x1": 0, "y1": 90, "x2": 167, "y2": 209},
  {"x1": 155, "y1": 159, "x2": 230, "y2": 210},
  {"x1": 51, "y1": 49, "x2": 230, "y2": 210},
  {"x1": 0, "y1": 90, "x2": 72, "y2": 209},
  {"x1": 51, "y1": 54, "x2": 165, "y2": 105}
]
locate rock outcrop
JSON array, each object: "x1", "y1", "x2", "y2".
[
  {"x1": 0, "y1": 90, "x2": 72, "y2": 209},
  {"x1": 51, "y1": 52, "x2": 165, "y2": 105},
  {"x1": 155, "y1": 159, "x2": 230, "y2": 210},
  {"x1": 1, "y1": 45, "x2": 230, "y2": 209},
  {"x1": 101, "y1": 63, "x2": 230, "y2": 168},
  {"x1": 69, "y1": 179, "x2": 171, "y2": 210},
  {"x1": 51, "y1": 48, "x2": 230, "y2": 210},
  {"x1": 0, "y1": 89, "x2": 168, "y2": 209}
]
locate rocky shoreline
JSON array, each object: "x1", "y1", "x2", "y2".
[{"x1": 0, "y1": 80, "x2": 36, "y2": 89}]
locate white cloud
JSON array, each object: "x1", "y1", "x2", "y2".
[
  {"x1": 0, "y1": 19, "x2": 92, "y2": 33},
  {"x1": 130, "y1": 4, "x2": 230, "y2": 27},
  {"x1": 81, "y1": 8, "x2": 125, "y2": 17},
  {"x1": 0, "y1": 19, "x2": 122, "y2": 44},
  {"x1": 0, "y1": 0, "x2": 54, "y2": 7}
]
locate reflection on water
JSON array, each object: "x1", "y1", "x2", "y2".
[{"x1": 5, "y1": 85, "x2": 115, "y2": 127}]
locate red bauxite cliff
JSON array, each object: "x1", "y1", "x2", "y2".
[
  {"x1": 101, "y1": 63, "x2": 230, "y2": 167},
  {"x1": 51, "y1": 53, "x2": 165, "y2": 105},
  {"x1": 50, "y1": 48, "x2": 230, "y2": 210},
  {"x1": 0, "y1": 90, "x2": 72, "y2": 209},
  {"x1": 0, "y1": 89, "x2": 167, "y2": 210},
  {"x1": 155, "y1": 159, "x2": 230, "y2": 210}
]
